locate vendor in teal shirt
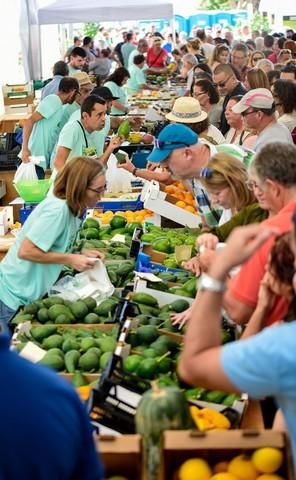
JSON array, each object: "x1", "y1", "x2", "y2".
[
  {"x1": 127, "y1": 54, "x2": 158, "y2": 95},
  {"x1": 53, "y1": 95, "x2": 121, "y2": 173},
  {"x1": 0, "y1": 157, "x2": 106, "y2": 332},
  {"x1": 104, "y1": 67, "x2": 130, "y2": 115},
  {"x1": 20, "y1": 77, "x2": 79, "y2": 176}
]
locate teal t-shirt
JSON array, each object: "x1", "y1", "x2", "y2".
[
  {"x1": 59, "y1": 101, "x2": 80, "y2": 130},
  {"x1": 121, "y1": 43, "x2": 136, "y2": 68},
  {"x1": 54, "y1": 118, "x2": 110, "y2": 168},
  {"x1": 104, "y1": 81, "x2": 128, "y2": 115},
  {"x1": 27, "y1": 94, "x2": 64, "y2": 169},
  {"x1": 0, "y1": 196, "x2": 80, "y2": 310},
  {"x1": 127, "y1": 65, "x2": 146, "y2": 95}
]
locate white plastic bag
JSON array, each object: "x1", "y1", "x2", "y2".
[
  {"x1": 106, "y1": 153, "x2": 133, "y2": 193},
  {"x1": 48, "y1": 259, "x2": 114, "y2": 302},
  {"x1": 14, "y1": 161, "x2": 38, "y2": 183}
]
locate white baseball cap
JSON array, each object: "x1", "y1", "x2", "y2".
[{"x1": 232, "y1": 88, "x2": 274, "y2": 114}]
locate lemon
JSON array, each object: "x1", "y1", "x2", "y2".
[
  {"x1": 228, "y1": 455, "x2": 258, "y2": 480},
  {"x1": 179, "y1": 458, "x2": 212, "y2": 480},
  {"x1": 251, "y1": 448, "x2": 283, "y2": 474},
  {"x1": 211, "y1": 474, "x2": 239, "y2": 480},
  {"x1": 256, "y1": 475, "x2": 285, "y2": 480}
]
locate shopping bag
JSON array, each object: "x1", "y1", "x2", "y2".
[{"x1": 13, "y1": 161, "x2": 38, "y2": 183}]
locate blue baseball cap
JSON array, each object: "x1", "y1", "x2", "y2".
[{"x1": 147, "y1": 124, "x2": 198, "y2": 163}]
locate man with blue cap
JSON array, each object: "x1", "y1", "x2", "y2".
[{"x1": 147, "y1": 123, "x2": 220, "y2": 225}]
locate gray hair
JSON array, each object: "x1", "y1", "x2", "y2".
[
  {"x1": 252, "y1": 143, "x2": 296, "y2": 187},
  {"x1": 257, "y1": 58, "x2": 274, "y2": 72},
  {"x1": 182, "y1": 53, "x2": 198, "y2": 67}
]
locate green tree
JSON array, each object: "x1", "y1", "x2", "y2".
[
  {"x1": 250, "y1": 12, "x2": 271, "y2": 34},
  {"x1": 83, "y1": 22, "x2": 100, "y2": 38},
  {"x1": 201, "y1": 0, "x2": 235, "y2": 9}
]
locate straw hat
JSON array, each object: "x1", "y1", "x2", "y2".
[
  {"x1": 73, "y1": 71, "x2": 94, "y2": 86},
  {"x1": 166, "y1": 97, "x2": 208, "y2": 123}
]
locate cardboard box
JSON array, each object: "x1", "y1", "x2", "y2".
[
  {"x1": 161, "y1": 430, "x2": 294, "y2": 480},
  {"x1": 98, "y1": 434, "x2": 143, "y2": 480},
  {"x1": 141, "y1": 181, "x2": 201, "y2": 228}
]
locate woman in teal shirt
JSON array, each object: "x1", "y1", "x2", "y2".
[
  {"x1": 0, "y1": 157, "x2": 106, "y2": 332},
  {"x1": 104, "y1": 67, "x2": 130, "y2": 115}
]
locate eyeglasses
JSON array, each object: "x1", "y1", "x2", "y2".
[
  {"x1": 193, "y1": 91, "x2": 206, "y2": 98},
  {"x1": 87, "y1": 184, "x2": 106, "y2": 195},
  {"x1": 281, "y1": 49, "x2": 292, "y2": 54},
  {"x1": 241, "y1": 109, "x2": 258, "y2": 117},
  {"x1": 253, "y1": 56, "x2": 264, "y2": 62},
  {"x1": 213, "y1": 75, "x2": 232, "y2": 88},
  {"x1": 154, "y1": 139, "x2": 189, "y2": 149},
  {"x1": 80, "y1": 87, "x2": 94, "y2": 94}
]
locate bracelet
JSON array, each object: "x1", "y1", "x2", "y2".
[
  {"x1": 132, "y1": 167, "x2": 137, "y2": 176},
  {"x1": 199, "y1": 273, "x2": 226, "y2": 293}
]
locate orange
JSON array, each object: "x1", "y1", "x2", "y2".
[
  {"x1": 213, "y1": 462, "x2": 230, "y2": 474},
  {"x1": 185, "y1": 205, "x2": 196, "y2": 213},
  {"x1": 176, "y1": 200, "x2": 186, "y2": 208},
  {"x1": 251, "y1": 448, "x2": 283, "y2": 474}
]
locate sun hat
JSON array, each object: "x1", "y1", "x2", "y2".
[
  {"x1": 232, "y1": 88, "x2": 274, "y2": 114},
  {"x1": 73, "y1": 71, "x2": 94, "y2": 86},
  {"x1": 92, "y1": 86, "x2": 119, "y2": 100},
  {"x1": 147, "y1": 124, "x2": 198, "y2": 163},
  {"x1": 166, "y1": 97, "x2": 208, "y2": 123}
]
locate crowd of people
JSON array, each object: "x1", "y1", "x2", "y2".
[{"x1": 2, "y1": 22, "x2": 296, "y2": 479}]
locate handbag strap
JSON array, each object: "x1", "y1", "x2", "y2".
[{"x1": 77, "y1": 120, "x2": 88, "y2": 148}]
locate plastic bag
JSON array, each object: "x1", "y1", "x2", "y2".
[
  {"x1": 13, "y1": 161, "x2": 38, "y2": 183},
  {"x1": 106, "y1": 153, "x2": 133, "y2": 193},
  {"x1": 48, "y1": 259, "x2": 114, "y2": 302}
]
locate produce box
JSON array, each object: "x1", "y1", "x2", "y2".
[
  {"x1": 136, "y1": 244, "x2": 186, "y2": 273},
  {"x1": 97, "y1": 434, "x2": 143, "y2": 480},
  {"x1": 161, "y1": 430, "x2": 294, "y2": 480},
  {"x1": 133, "y1": 278, "x2": 195, "y2": 307},
  {"x1": 96, "y1": 195, "x2": 144, "y2": 212},
  {"x1": 140, "y1": 181, "x2": 201, "y2": 228}
]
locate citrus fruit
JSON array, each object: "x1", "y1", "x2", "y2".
[
  {"x1": 228, "y1": 455, "x2": 258, "y2": 480},
  {"x1": 176, "y1": 200, "x2": 186, "y2": 208},
  {"x1": 179, "y1": 458, "x2": 212, "y2": 480},
  {"x1": 256, "y1": 475, "x2": 285, "y2": 480},
  {"x1": 251, "y1": 448, "x2": 283, "y2": 474},
  {"x1": 210, "y1": 473, "x2": 239, "y2": 480}
]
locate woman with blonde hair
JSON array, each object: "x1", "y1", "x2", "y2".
[
  {"x1": 0, "y1": 156, "x2": 106, "y2": 331},
  {"x1": 245, "y1": 67, "x2": 270, "y2": 90},
  {"x1": 210, "y1": 44, "x2": 230, "y2": 71},
  {"x1": 248, "y1": 50, "x2": 265, "y2": 68},
  {"x1": 186, "y1": 37, "x2": 205, "y2": 63}
]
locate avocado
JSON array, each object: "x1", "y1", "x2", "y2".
[
  {"x1": 94, "y1": 299, "x2": 117, "y2": 317},
  {"x1": 82, "y1": 297, "x2": 97, "y2": 311},
  {"x1": 55, "y1": 314, "x2": 72, "y2": 324},
  {"x1": 78, "y1": 351, "x2": 100, "y2": 371},
  {"x1": 123, "y1": 354, "x2": 142, "y2": 373},
  {"x1": 72, "y1": 370, "x2": 88, "y2": 387},
  {"x1": 37, "y1": 308, "x2": 49, "y2": 324},
  {"x1": 96, "y1": 336, "x2": 116, "y2": 353},
  {"x1": 48, "y1": 304, "x2": 74, "y2": 322},
  {"x1": 167, "y1": 299, "x2": 190, "y2": 313},
  {"x1": 43, "y1": 296, "x2": 64, "y2": 308},
  {"x1": 70, "y1": 300, "x2": 89, "y2": 321},
  {"x1": 31, "y1": 325, "x2": 57, "y2": 342},
  {"x1": 136, "y1": 358, "x2": 158, "y2": 379},
  {"x1": 39, "y1": 352, "x2": 64, "y2": 371},
  {"x1": 42, "y1": 334, "x2": 64, "y2": 350},
  {"x1": 83, "y1": 217, "x2": 100, "y2": 230},
  {"x1": 80, "y1": 337, "x2": 97, "y2": 352},
  {"x1": 130, "y1": 292, "x2": 159, "y2": 307},
  {"x1": 136, "y1": 325, "x2": 158, "y2": 345},
  {"x1": 64, "y1": 350, "x2": 80, "y2": 373},
  {"x1": 62, "y1": 337, "x2": 80, "y2": 353},
  {"x1": 203, "y1": 390, "x2": 227, "y2": 404},
  {"x1": 23, "y1": 303, "x2": 38, "y2": 315},
  {"x1": 99, "y1": 351, "x2": 112, "y2": 370},
  {"x1": 80, "y1": 227, "x2": 100, "y2": 240}
]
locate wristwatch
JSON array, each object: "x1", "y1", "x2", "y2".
[{"x1": 199, "y1": 273, "x2": 226, "y2": 293}]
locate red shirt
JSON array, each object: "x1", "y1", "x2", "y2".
[
  {"x1": 228, "y1": 202, "x2": 296, "y2": 326},
  {"x1": 147, "y1": 47, "x2": 168, "y2": 68}
]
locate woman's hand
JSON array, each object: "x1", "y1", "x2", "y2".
[
  {"x1": 197, "y1": 233, "x2": 219, "y2": 250},
  {"x1": 117, "y1": 157, "x2": 134, "y2": 173},
  {"x1": 81, "y1": 249, "x2": 105, "y2": 261},
  {"x1": 67, "y1": 254, "x2": 98, "y2": 272},
  {"x1": 171, "y1": 306, "x2": 193, "y2": 329},
  {"x1": 129, "y1": 116, "x2": 142, "y2": 129},
  {"x1": 256, "y1": 272, "x2": 276, "y2": 313},
  {"x1": 182, "y1": 256, "x2": 201, "y2": 276}
]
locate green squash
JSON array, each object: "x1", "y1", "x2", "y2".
[{"x1": 135, "y1": 382, "x2": 192, "y2": 480}]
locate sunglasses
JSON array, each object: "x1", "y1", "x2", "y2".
[
  {"x1": 253, "y1": 56, "x2": 264, "y2": 62},
  {"x1": 213, "y1": 75, "x2": 232, "y2": 88},
  {"x1": 154, "y1": 139, "x2": 190, "y2": 149}
]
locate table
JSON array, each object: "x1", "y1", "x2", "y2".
[{"x1": 0, "y1": 106, "x2": 31, "y2": 133}]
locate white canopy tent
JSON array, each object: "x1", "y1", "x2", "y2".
[{"x1": 21, "y1": 0, "x2": 174, "y2": 81}]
